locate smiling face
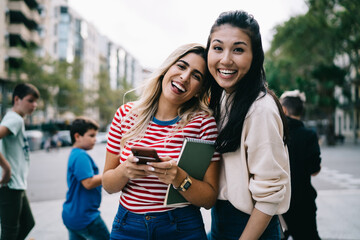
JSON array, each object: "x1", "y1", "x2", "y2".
[
  {"x1": 160, "y1": 52, "x2": 206, "y2": 109},
  {"x1": 207, "y1": 24, "x2": 253, "y2": 93}
]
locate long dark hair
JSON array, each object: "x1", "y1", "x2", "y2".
[{"x1": 206, "y1": 10, "x2": 288, "y2": 153}]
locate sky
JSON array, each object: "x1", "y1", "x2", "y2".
[{"x1": 68, "y1": 0, "x2": 308, "y2": 69}]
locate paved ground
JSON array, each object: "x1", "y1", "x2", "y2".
[{"x1": 21, "y1": 142, "x2": 360, "y2": 239}]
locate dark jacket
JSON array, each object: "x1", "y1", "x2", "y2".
[{"x1": 285, "y1": 117, "x2": 321, "y2": 211}]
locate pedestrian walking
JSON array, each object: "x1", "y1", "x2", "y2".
[
  {"x1": 280, "y1": 90, "x2": 322, "y2": 240},
  {"x1": 0, "y1": 83, "x2": 40, "y2": 240},
  {"x1": 62, "y1": 117, "x2": 110, "y2": 240}
]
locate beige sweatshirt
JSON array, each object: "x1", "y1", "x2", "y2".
[{"x1": 218, "y1": 92, "x2": 291, "y2": 216}]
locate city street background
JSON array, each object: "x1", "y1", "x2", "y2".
[{"x1": 25, "y1": 142, "x2": 360, "y2": 240}]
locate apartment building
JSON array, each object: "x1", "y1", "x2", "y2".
[
  {"x1": 334, "y1": 66, "x2": 360, "y2": 143},
  {"x1": 0, "y1": 0, "x2": 143, "y2": 124},
  {"x1": 104, "y1": 38, "x2": 143, "y2": 91},
  {"x1": 0, "y1": 0, "x2": 41, "y2": 116},
  {"x1": 42, "y1": 0, "x2": 143, "y2": 123}
]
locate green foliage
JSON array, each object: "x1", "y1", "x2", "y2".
[
  {"x1": 311, "y1": 64, "x2": 346, "y2": 115},
  {"x1": 95, "y1": 69, "x2": 138, "y2": 126},
  {"x1": 10, "y1": 48, "x2": 53, "y2": 106},
  {"x1": 266, "y1": 0, "x2": 358, "y2": 120},
  {"x1": 52, "y1": 58, "x2": 85, "y2": 115},
  {"x1": 12, "y1": 48, "x2": 84, "y2": 115}
]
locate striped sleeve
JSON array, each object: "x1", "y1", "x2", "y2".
[{"x1": 106, "y1": 103, "x2": 134, "y2": 155}]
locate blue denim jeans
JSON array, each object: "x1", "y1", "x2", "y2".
[
  {"x1": 208, "y1": 200, "x2": 281, "y2": 240},
  {"x1": 110, "y1": 204, "x2": 207, "y2": 240},
  {"x1": 67, "y1": 215, "x2": 110, "y2": 240}
]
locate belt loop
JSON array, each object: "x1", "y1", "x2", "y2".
[{"x1": 167, "y1": 209, "x2": 175, "y2": 224}]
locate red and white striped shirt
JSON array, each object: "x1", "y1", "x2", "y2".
[{"x1": 106, "y1": 102, "x2": 220, "y2": 213}]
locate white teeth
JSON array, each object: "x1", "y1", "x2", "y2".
[
  {"x1": 172, "y1": 82, "x2": 185, "y2": 92},
  {"x1": 219, "y1": 69, "x2": 236, "y2": 75}
]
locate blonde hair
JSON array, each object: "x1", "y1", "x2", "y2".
[{"x1": 120, "y1": 43, "x2": 212, "y2": 147}]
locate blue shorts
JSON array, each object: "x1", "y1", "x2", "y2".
[{"x1": 110, "y1": 204, "x2": 207, "y2": 240}]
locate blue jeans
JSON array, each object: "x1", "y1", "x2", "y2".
[
  {"x1": 110, "y1": 204, "x2": 207, "y2": 240},
  {"x1": 208, "y1": 200, "x2": 281, "y2": 240},
  {"x1": 67, "y1": 215, "x2": 110, "y2": 240}
]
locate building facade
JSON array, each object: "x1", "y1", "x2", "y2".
[
  {"x1": 0, "y1": 0, "x2": 41, "y2": 117},
  {"x1": 0, "y1": 0, "x2": 144, "y2": 125},
  {"x1": 334, "y1": 65, "x2": 360, "y2": 143}
]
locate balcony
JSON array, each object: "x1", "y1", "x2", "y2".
[
  {"x1": 8, "y1": 1, "x2": 41, "y2": 25},
  {"x1": 23, "y1": 0, "x2": 39, "y2": 10},
  {"x1": 7, "y1": 47, "x2": 23, "y2": 58},
  {"x1": 9, "y1": 11, "x2": 37, "y2": 30},
  {"x1": 7, "y1": 24, "x2": 40, "y2": 45}
]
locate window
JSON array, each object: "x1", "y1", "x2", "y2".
[
  {"x1": 60, "y1": 6, "x2": 68, "y2": 14},
  {"x1": 54, "y1": 23, "x2": 57, "y2": 36}
]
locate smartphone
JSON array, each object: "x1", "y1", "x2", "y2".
[{"x1": 131, "y1": 146, "x2": 161, "y2": 164}]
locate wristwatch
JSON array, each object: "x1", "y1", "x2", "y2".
[{"x1": 173, "y1": 175, "x2": 192, "y2": 192}]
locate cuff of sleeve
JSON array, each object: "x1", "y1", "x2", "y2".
[
  {"x1": 78, "y1": 174, "x2": 94, "y2": 182},
  {"x1": 254, "y1": 201, "x2": 279, "y2": 216}
]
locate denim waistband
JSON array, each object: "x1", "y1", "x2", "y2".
[{"x1": 117, "y1": 204, "x2": 201, "y2": 222}]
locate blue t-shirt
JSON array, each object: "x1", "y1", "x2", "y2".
[{"x1": 62, "y1": 148, "x2": 102, "y2": 230}]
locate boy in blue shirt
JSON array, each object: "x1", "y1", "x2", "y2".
[
  {"x1": 62, "y1": 117, "x2": 109, "y2": 240},
  {"x1": 0, "y1": 83, "x2": 40, "y2": 240}
]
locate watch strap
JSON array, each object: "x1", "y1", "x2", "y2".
[{"x1": 173, "y1": 175, "x2": 192, "y2": 192}]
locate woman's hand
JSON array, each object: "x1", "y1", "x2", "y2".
[
  {"x1": 123, "y1": 154, "x2": 151, "y2": 179},
  {"x1": 0, "y1": 154, "x2": 11, "y2": 186},
  {"x1": 145, "y1": 156, "x2": 178, "y2": 184},
  {"x1": 103, "y1": 151, "x2": 150, "y2": 194}
]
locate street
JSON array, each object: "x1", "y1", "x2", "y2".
[
  {"x1": 27, "y1": 144, "x2": 107, "y2": 202},
  {"x1": 26, "y1": 142, "x2": 360, "y2": 239}
]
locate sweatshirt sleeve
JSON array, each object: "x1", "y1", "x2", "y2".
[
  {"x1": 106, "y1": 103, "x2": 134, "y2": 155},
  {"x1": 244, "y1": 96, "x2": 290, "y2": 216}
]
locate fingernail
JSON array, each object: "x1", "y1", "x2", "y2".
[
  {"x1": 148, "y1": 167, "x2": 155, "y2": 171},
  {"x1": 133, "y1": 157, "x2": 139, "y2": 162}
]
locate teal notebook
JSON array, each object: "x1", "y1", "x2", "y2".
[{"x1": 163, "y1": 138, "x2": 215, "y2": 206}]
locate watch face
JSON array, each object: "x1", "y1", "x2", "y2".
[{"x1": 183, "y1": 181, "x2": 191, "y2": 190}]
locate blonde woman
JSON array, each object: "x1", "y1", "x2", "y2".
[{"x1": 103, "y1": 43, "x2": 220, "y2": 240}]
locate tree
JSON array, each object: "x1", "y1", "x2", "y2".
[
  {"x1": 265, "y1": 0, "x2": 360, "y2": 144},
  {"x1": 12, "y1": 48, "x2": 84, "y2": 116},
  {"x1": 95, "y1": 69, "x2": 138, "y2": 127},
  {"x1": 10, "y1": 48, "x2": 53, "y2": 107},
  {"x1": 52, "y1": 57, "x2": 84, "y2": 115}
]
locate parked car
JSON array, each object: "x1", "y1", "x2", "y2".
[
  {"x1": 57, "y1": 130, "x2": 72, "y2": 147},
  {"x1": 96, "y1": 132, "x2": 108, "y2": 143},
  {"x1": 25, "y1": 130, "x2": 44, "y2": 151}
]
